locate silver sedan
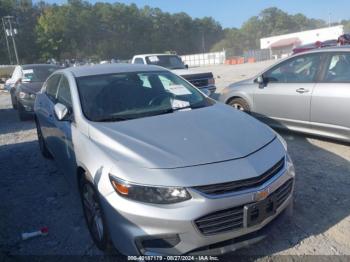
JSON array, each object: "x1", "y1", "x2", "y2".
[
  {"x1": 34, "y1": 64, "x2": 295, "y2": 255},
  {"x1": 219, "y1": 47, "x2": 350, "y2": 142}
]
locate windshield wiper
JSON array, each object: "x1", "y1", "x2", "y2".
[
  {"x1": 94, "y1": 116, "x2": 132, "y2": 122},
  {"x1": 155, "y1": 104, "x2": 206, "y2": 115}
]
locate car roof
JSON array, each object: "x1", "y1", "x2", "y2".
[
  {"x1": 59, "y1": 63, "x2": 168, "y2": 78},
  {"x1": 21, "y1": 64, "x2": 61, "y2": 69},
  {"x1": 133, "y1": 54, "x2": 177, "y2": 58},
  {"x1": 299, "y1": 45, "x2": 350, "y2": 54}
]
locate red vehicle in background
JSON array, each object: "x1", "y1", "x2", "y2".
[{"x1": 292, "y1": 34, "x2": 350, "y2": 54}]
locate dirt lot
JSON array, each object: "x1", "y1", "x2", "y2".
[{"x1": 1, "y1": 62, "x2": 350, "y2": 260}]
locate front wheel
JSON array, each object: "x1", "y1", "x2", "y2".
[
  {"x1": 17, "y1": 103, "x2": 31, "y2": 121},
  {"x1": 228, "y1": 98, "x2": 250, "y2": 113},
  {"x1": 11, "y1": 92, "x2": 17, "y2": 109},
  {"x1": 79, "y1": 176, "x2": 111, "y2": 251}
]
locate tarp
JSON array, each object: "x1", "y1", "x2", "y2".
[{"x1": 269, "y1": 37, "x2": 301, "y2": 48}]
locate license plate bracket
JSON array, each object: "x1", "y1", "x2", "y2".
[{"x1": 245, "y1": 194, "x2": 277, "y2": 227}]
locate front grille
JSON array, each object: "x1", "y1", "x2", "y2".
[
  {"x1": 194, "y1": 178, "x2": 293, "y2": 236},
  {"x1": 188, "y1": 78, "x2": 208, "y2": 88},
  {"x1": 275, "y1": 179, "x2": 293, "y2": 208},
  {"x1": 194, "y1": 206, "x2": 244, "y2": 236},
  {"x1": 193, "y1": 157, "x2": 285, "y2": 195}
]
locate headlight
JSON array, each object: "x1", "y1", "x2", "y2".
[
  {"x1": 109, "y1": 175, "x2": 191, "y2": 204},
  {"x1": 19, "y1": 91, "x2": 35, "y2": 99}
]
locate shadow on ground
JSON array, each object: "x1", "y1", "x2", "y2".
[{"x1": 0, "y1": 108, "x2": 34, "y2": 136}]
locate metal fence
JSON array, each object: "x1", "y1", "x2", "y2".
[
  {"x1": 242, "y1": 49, "x2": 271, "y2": 62},
  {"x1": 181, "y1": 51, "x2": 226, "y2": 67}
]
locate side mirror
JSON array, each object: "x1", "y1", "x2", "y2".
[
  {"x1": 185, "y1": 64, "x2": 189, "y2": 69},
  {"x1": 54, "y1": 103, "x2": 70, "y2": 121},
  {"x1": 255, "y1": 75, "x2": 267, "y2": 88},
  {"x1": 256, "y1": 75, "x2": 264, "y2": 84}
]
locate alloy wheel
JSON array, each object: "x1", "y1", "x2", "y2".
[
  {"x1": 82, "y1": 183, "x2": 104, "y2": 242},
  {"x1": 232, "y1": 103, "x2": 245, "y2": 111}
]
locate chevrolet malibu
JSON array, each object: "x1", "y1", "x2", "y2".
[{"x1": 34, "y1": 64, "x2": 295, "y2": 255}]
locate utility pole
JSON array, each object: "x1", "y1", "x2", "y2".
[
  {"x1": 201, "y1": 31, "x2": 206, "y2": 53},
  {"x1": 1, "y1": 17, "x2": 12, "y2": 64},
  {"x1": 3, "y1": 16, "x2": 19, "y2": 65}
]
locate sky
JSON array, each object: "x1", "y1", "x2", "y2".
[{"x1": 34, "y1": 0, "x2": 350, "y2": 28}]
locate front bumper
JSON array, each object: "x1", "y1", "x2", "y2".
[
  {"x1": 17, "y1": 97, "x2": 35, "y2": 113},
  {"x1": 101, "y1": 160, "x2": 295, "y2": 256}
]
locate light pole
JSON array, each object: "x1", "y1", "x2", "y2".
[
  {"x1": 1, "y1": 17, "x2": 12, "y2": 64},
  {"x1": 3, "y1": 16, "x2": 19, "y2": 65}
]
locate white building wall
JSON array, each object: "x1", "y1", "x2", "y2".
[
  {"x1": 260, "y1": 25, "x2": 344, "y2": 49},
  {"x1": 181, "y1": 51, "x2": 226, "y2": 67}
]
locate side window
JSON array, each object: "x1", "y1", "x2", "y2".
[
  {"x1": 57, "y1": 76, "x2": 72, "y2": 108},
  {"x1": 45, "y1": 74, "x2": 61, "y2": 101},
  {"x1": 324, "y1": 53, "x2": 350, "y2": 82},
  {"x1": 134, "y1": 58, "x2": 144, "y2": 64},
  {"x1": 264, "y1": 54, "x2": 321, "y2": 83}
]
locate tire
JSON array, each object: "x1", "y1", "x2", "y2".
[
  {"x1": 17, "y1": 103, "x2": 30, "y2": 121},
  {"x1": 228, "y1": 98, "x2": 250, "y2": 113},
  {"x1": 79, "y1": 176, "x2": 114, "y2": 252},
  {"x1": 35, "y1": 118, "x2": 52, "y2": 159},
  {"x1": 11, "y1": 92, "x2": 17, "y2": 110}
]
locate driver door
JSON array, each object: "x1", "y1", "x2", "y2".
[{"x1": 253, "y1": 53, "x2": 323, "y2": 130}]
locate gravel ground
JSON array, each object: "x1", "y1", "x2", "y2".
[{"x1": 1, "y1": 62, "x2": 350, "y2": 261}]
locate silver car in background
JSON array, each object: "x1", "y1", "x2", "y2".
[
  {"x1": 219, "y1": 47, "x2": 350, "y2": 142},
  {"x1": 34, "y1": 64, "x2": 295, "y2": 255}
]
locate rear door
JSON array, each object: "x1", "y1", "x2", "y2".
[
  {"x1": 253, "y1": 53, "x2": 323, "y2": 131},
  {"x1": 310, "y1": 52, "x2": 350, "y2": 140}
]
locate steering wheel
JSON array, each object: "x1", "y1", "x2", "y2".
[{"x1": 148, "y1": 93, "x2": 174, "y2": 106}]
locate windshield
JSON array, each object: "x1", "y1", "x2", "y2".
[
  {"x1": 145, "y1": 55, "x2": 186, "y2": 70},
  {"x1": 22, "y1": 66, "x2": 60, "y2": 82},
  {"x1": 76, "y1": 71, "x2": 213, "y2": 122}
]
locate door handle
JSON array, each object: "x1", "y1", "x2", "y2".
[{"x1": 296, "y1": 88, "x2": 309, "y2": 94}]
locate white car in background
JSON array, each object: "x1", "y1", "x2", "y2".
[{"x1": 132, "y1": 54, "x2": 216, "y2": 96}]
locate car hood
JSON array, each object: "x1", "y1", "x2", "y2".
[
  {"x1": 171, "y1": 68, "x2": 212, "y2": 77},
  {"x1": 18, "y1": 82, "x2": 44, "y2": 94},
  {"x1": 229, "y1": 78, "x2": 255, "y2": 87},
  {"x1": 88, "y1": 103, "x2": 276, "y2": 169}
]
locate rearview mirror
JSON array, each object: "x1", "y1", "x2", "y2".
[{"x1": 54, "y1": 103, "x2": 69, "y2": 121}]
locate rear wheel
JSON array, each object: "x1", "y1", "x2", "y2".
[
  {"x1": 228, "y1": 98, "x2": 250, "y2": 113},
  {"x1": 35, "y1": 118, "x2": 52, "y2": 159}
]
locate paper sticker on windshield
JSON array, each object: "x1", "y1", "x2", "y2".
[
  {"x1": 148, "y1": 56, "x2": 159, "y2": 62},
  {"x1": 167, "y1": 85, "x2": 191, "y2": 96},
  {"x1": 171, "y1": 99, "x2": 190, "y2": 109},
  {"x1": 22, "y1": 69, "x2": 34, "y2": 74}
]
